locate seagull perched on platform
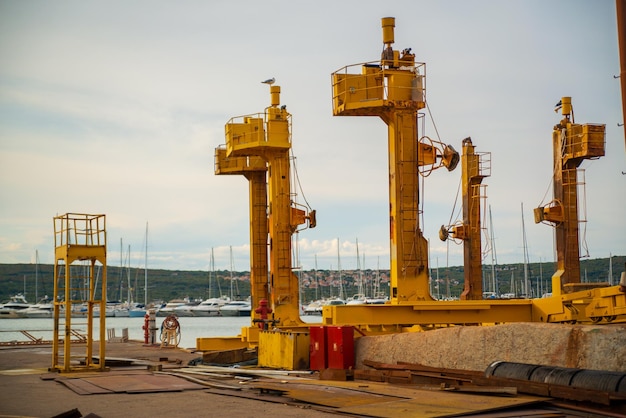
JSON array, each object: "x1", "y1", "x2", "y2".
[{"x1": 261, "y1": 77, "x2": 275, "y2": 85}]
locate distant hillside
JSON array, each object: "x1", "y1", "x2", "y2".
[{"x1": 0, "y1": 256, "x2": 623, "y2": 305}]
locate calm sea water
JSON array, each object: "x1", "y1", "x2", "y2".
[{"x1": 0, "y1": 316, "x2": 322, "y2": 349}]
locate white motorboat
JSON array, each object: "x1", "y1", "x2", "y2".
[
  {"x1": 219, "y1": 300, "x2": 251, "y2": 317},
  {"x1": 156, "y1": 300, "x2": 188, "y2": 317},
  {"x1": 173, "y1": 301, "x2": 197, "y2": 317},
  {"x1": 0, "y1": 294, "x2": 31, "y2": 318},
  {"x1": 17, "y1": 302, "x2": 53, "y2": 318},
  {"x1": 113, "y1": 305, "x2": 130, "y2": 317},
  {"x1": 303, "y1": 300, "x2": 324, "y2": 315},
  {"x1": 346, "y1": 294, "x2": 367, "y2": 305},
  {"x1": 191, "y1": 298, "x2": 229, "y2": 317}
]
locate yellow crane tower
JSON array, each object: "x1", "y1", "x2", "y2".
[
  {"x1": 534, "y1": 97, "x2": 606, "y2": 292},
  {"x1": 323, "y1": 17, "x2": 626, "y2": 330},
  {"x1": 214, "y1": 148, "x2": 269, "y2": 332},
  {"x1": 198, "y1": 82, "x2": 316, "y2": 351},
  {"x1": 331, "y1": 17, "x2": 458, "y2": 304},
  {"x1": 224, "y1": 84, "x2": 315, "y2": 327},
  {"x1": 439, "y1": 138, "x2": 491, "y2": 300}
]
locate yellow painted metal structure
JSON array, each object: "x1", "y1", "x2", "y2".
[
  {"x1": 197, "y1": 151, "x2": 268, "y2": 350},
  {"x1": 223, "y1": 85, "x2": 315, "y2": 327},
  {"x1": 202, "y1": 18, "x2": 625, "y2": 355},
  {"x1": 321, "y1": 17, "x2": 626, "y2": 331},
  {"x1": 534, "y1": 97, "x2": 606, "y2": 291},
  {"x1": 258, "y1": 330, "x2": 310, "y2": 370},
  {"x1": 332, "y1": 17, "x2": 458, "y2": 304},
  {"x1": 51, "y1": 213, "x2": 107, "y2": 373},
  {"x1": 198, "y1": 85, "x2": 316, "y2": 352},
  {"x1": 214, "y1": 147, "x2": 268, "y2": 339},
  {"x1": 440, "y1": 138, "x2": 491, "y2": 300}
]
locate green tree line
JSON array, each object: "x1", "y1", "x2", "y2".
[{"x1": 1, "y1": 255, "x2": 623, "y2": 305}]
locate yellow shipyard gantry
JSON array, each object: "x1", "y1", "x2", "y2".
[
  {"x1": 198, "y1": 17, "x2": 625, "y2": 352},
  {"x1": 198, "y1": 84, "x2": 316, "y2": 350},
  {"x1": 321, "y1": 17, "x2": 625, "y2": 331}
]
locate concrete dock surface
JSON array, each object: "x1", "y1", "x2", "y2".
[
  {"x1": 0, "y1": 341, "x2": 338, "y2": 418},
  {"x1": 2, "y1": 323, "x2": 625, "y2": 418}
]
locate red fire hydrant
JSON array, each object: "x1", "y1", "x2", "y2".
[
  {"x1": 142, "y1": 313, "x2": 150, "y2": 344},
  {"x1": 254, "y1": 298, "x2": 272, "y2": 330}
]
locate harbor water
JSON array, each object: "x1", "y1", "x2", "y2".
[{"x1": 0, "y1": 316, "x2": 322, "y2": 349}]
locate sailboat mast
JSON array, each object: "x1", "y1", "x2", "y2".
[
  {"x1": 537, "y1": 257, "x2": 545, "y2": 297},
  {"x1": 488, "y1": 205, "x2": 498, "y2": 295},
  {"x1": 208, "y1": 248, "x2": 214, "y2": 299},
  {"x1": 446, "y1": 240, "x2": 451, "y2": 299},
  {"x1": 337, "y1": 238, "x2": 344, "y2": 300},
  {"x1": 609, "y1": 253, "x2": 614, "y2": 286},
  {"x1": 356, "y1": 238, "x2": 363, "y2": 296},
  {"x1": 35, "y1": 249, "x2": 39, "y2": 302},
  {"x1": 229, "y1": 245, "x2": 234, "y2": 300},
  {"x1": 314, "y1": 254, "x2": 319, "y2": 300},
  {"x1": 127, "y1": 244, "x2": 131, "y2": 304},
  {"x1": 436, "y1": 257, "x2": 440, "y2": 300},
  {"x1": 120, "y1": 238, "x2": 123, "y2": 302},
  {"x1": 521, "y1": 202, "x2": 530, "y2": 297},
  {"x1": 376, "y1": 256, "x2": 381, "y2": 297},
  {"x1": 144, "y1": 222, "x2": 148, "y2": 306}
]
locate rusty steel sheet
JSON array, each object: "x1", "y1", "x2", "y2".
[
  {"x1": 338, "y1": 391, "x2": 546, "y2": 418},
  {"x1": 252, "y1": 381, "x2": 402, "y2": 408},
  {"x1": 58, "y1": 378, "x2": 114, "y2": 395},
  {"x1": 248, "y1": 379, "x2": 546, "y2": 417},
  {"x1": 60, "y1": 374, "x2": 205, "y2": 394}
]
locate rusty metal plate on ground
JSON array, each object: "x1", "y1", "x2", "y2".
[
  {"x1": 338, "y1": 392, "x2": 546, "y2": 418},
  {"x1": 60, "y1": 374, "x2": 204, "y2": 394},
  {"x1": 249, "y1": 379, "x2": 546, "y2": 417},
  {"x1": 58, "y1": 378, "x2": 114, "y2": 395},
  {"x1": 252, "y1": 381, "x2": 402, "y2": 407}
]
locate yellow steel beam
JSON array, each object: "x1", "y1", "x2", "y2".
[
  {"x1": 322, "y1": 300, "x2": 534, "y2": 328},
  {"x1": 196, "y1": 336, "x2": 250, "y2": 351},
  {"x1": 214, "y1": 147, "x2": 269, "y2": 325}
]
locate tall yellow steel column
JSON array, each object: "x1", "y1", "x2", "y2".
[
  {"x1": 331, "y1": 17, "x2": 457, "y2": 304},
  {"x1": 214, "y1": 149, "x2": 269, "y2": 322},
  {"x1": 51, "y1": 213, "x2": 107, "y2": 373},
  {"x1": 224, "y1": 85, "x2": 315, "y2": 327},
  {"x1": 440, "y1": 138, "x2": 490, "y2": 300},
  {"x1": 459, "y1": 139, "x2": 489, "y2": 300},
  {"x1": 534, "y1": 97, "x2": 605, "y2": 292}
]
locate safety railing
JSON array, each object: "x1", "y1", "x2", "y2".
[
  {"x1": 331, "y1": 60, "x2": 426, "y2": 112},
  {"x1": 225, "y1": 110, "x2": 292, "y2": 154},
  {"x1": 54, "y1": 213, "x2": 106, "y2": 248}
]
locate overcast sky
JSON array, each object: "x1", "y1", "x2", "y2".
[{"x1": 0, "y1": 0, "x2": 624, "y2": 276}]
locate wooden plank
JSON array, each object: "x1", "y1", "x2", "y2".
[
  {"x1": 319, "y1": 368, "x2": 352, "y2": 381},
  {"x1": 354, "y1": 369, "x2": 387, "y2": 382},
  {"x1": 202, "y1": 347, "x2": 257, "y2": 365}
]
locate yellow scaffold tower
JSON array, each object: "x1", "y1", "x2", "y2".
[{"x1": 51, "y1": 213, "x2": 107, "y2": 372}]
